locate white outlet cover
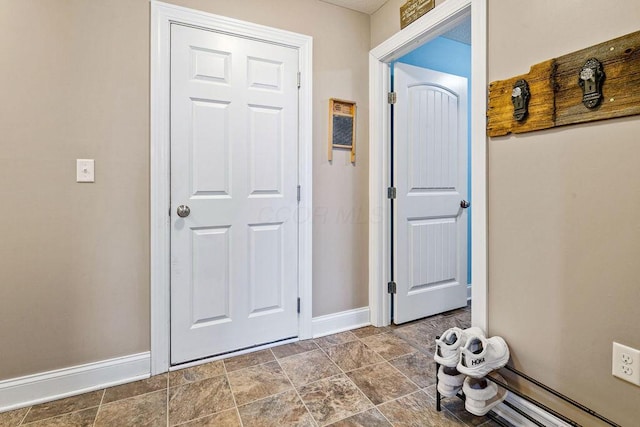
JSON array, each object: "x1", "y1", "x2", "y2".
[
  {"x1": 76, "y1": 159, "x2": 95, "y2": 183},
  {"x1": 612, "y1": 342, "x2": 640, "y2": 386}
]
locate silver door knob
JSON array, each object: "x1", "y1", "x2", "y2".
[
  {"x1": 177, "y1": 205, "x2": 191, "y2": 218},
  {"x1": 460, "y1": 200, "x2": 470, "y2": 209}
]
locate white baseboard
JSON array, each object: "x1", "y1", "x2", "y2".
[
  {"x1": 0, "y1": 352, "x2": 150, "y2": 413},
  {"x1": 312, "y1": 307, "x2": 370, "y2": 338},
  {"x1": 492, "y1": 393, "x2": 572, "y2": 427}
]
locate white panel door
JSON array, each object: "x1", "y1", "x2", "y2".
[
  {"x1": 170, "y1": 24, "x2": 299, "y2": 364},
  {"x1": 393, "y1": 63, "x2": 468, "y2": 324}
]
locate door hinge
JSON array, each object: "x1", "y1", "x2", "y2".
[
  {"x1": 388, "y1": 91, "x2": 397, "y2": 104},
  {"x1": 297, "y1": 72, "x2": 301, "y2": 89},
  {"x1": 297, "y1": 185, "x2": 301, "y2": 202},
  {"x1": 387, "y1": 187, "x2": 397, "y2": 199},
  {"x1": 387, "y1": 281, "x2": 397, "y2": 294},
  {"x1": 297, "y1": 297, "x2": 301, "y2": 313}
]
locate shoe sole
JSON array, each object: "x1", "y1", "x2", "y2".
[
  {"x1": 465, "y1": 389, "x2": 508, "y2": 416},
  {"x1": 437, "y1": 383, "x2": 462, "y2": 398}
]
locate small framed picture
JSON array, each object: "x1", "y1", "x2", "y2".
[{"x1": 328, "y1": 98, "x2": 356, "y2": 163}]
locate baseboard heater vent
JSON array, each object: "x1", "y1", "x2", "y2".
[{"x1": 434, "y1": 358, "x2": 621, "y2": 427}]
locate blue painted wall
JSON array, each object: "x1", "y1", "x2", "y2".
[{"x1": 394, "y1": 36, "x2": 472, "y2": 285}]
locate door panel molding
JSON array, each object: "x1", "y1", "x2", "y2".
[
  {"x1": 368, "y1": 0, "x2": 487, "y2": 329},
  {"x1": 151, "y1": 0, "x2": 313, "y2": 375}
]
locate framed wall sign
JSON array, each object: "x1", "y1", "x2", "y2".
[
  {"x1": 328, "y1": 98, "x2": 356, "y2": 163},
  {"x1": 400, "y1": 0, "x2": 435, "y2": 29}
]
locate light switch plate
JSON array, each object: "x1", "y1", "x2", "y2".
[{"x1": 76, "y1": 159, "x2": 95, "y2": 183}]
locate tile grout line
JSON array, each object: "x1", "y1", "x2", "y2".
[
  {"x1": 390, "y1": 314, "x2": 483, "y2": 427},
  {"x1": 166, "y1": 372, "x2": 219, "y2": 427},
  {"x1": 313, "y1": 333, "x2": 367, "y2": 412},
  {"x1": 17, "y1": 406, "x2": 31, "y2": 426},
  {"x1": 168, "y1": 361, "x2": 236, "y2": 426},
  {"x1": 385, "y1": 351, "x2": 428, "y2": 391},
  {"x1": 314, "y1": 332, "x2": 359, "y2": 355},
  {"x1": 430, "y1": 388, "x2": 490, "y2": 427},
  {"x1": 219, "y1": 348, "x2": 291, "y2": 423},
  {"x1": 223, "y1": 352, "x2": 245, "y2": 427},
  {"x1": 441, "y1": 402, "x2": 474, "y2": 427},
  {"x1": 165, "y1": 373, "x2": 169, "y2": 427},
  {"x1": 329, "y1": 406, "x2": 391, "y2": 427},
  {"x1": 315, "y1": 333, "x2": 381, "y2": 425},
  {"x1": 375, "y1": 388, "x2": 466, "y2": 426},
  {"x1": 375, "y1": 407, "x2": 396, "y2": 427},
  {"x1": 392, "y1": 316, "x2": 480, "y2": 427},
  {"x1": 317, "y1": 328, "x2": 431, "y2": 424},
  {"x1": 287, "y1": 332, "x2": 375, "y2": 425},
  {"x1": 225, "y1": 352, "x2": 296, "y2": 407},
  {"x1": 353, "y1": 325, "x2": 463, "y2": 426},
  {"x1": 223, "y1": 350, "x2": 279, "y2": 376},
  {"x1": 171, "y1": 408, "x2": 237, "y2": 427},
  {"x1": 13, "y1": 313, "x2": 471, "y2": 427},
  {"x1": 349, "y1": 334, "x2": 401, "y2": 427},
  {"x1": 274, "y1": 350, "x2": 322, "y2": 426},
  {"x1": 428, "y1": 395, "x2": 475, "y2": 427},
  {"x1": 424, "y1": 314, "x2": 484, "y2": 427},
  {"x1": 273, "y1": 342, "x2": 320, "y2": 361},
  {"x1": 19, "y1": 405, "x2": 102, "y2": 426},
  {"x1": 270, "y1": 356, "x2": 319, "y2": 427},
  {"x1": 226, "y1": 359, "x2": 295, "y2": 413},
  {"x1": 359, "y1": 332, "x2": 424, "y2": 426},
  {"x1": 92, "y1": 388, "x2": 106, "y2": 427}
]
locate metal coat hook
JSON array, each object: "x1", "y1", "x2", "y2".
[
  {"x1": 511, "y1": 79, "x2": 530, "y2": 121},
  {"x1": 578, "y1": 58, "x2": 605, "y2": 109}
]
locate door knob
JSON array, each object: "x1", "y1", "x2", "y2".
[
  {"x1": 177, "y1": 205, "x2": 191, "y2": 218},
  {"x1": 460, "y1": 200, "x2": 470, "y2": 209}
]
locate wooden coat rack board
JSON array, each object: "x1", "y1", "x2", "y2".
[{"x1": 487, "y1": 30, "x2": 640, "y2": 137}]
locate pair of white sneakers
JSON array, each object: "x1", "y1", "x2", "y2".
[{"x1": 434, "y1": 326, "x2": 510, "y2": 416}]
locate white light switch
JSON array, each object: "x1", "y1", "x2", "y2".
[{"x1": 76, "y1": 159, "x2": 95, "y2": 182}]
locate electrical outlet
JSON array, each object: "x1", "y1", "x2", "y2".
[{"x1": 612, "y1": 342, "x2": 640, "y2": 386}]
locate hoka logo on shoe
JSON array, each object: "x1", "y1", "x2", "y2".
[{"x1": 471, "y1": 358, "x2": 485, "y2": 366}]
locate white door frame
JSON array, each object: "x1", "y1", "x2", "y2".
[
  {"x1": 150, "y1": 0, "x2": 313, "y2": 375},
  {"x1": 368, "y1": 0, "x2": 487, "y2": 330}
]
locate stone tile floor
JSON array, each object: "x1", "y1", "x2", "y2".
[{"x1": 0, "y1": 306, "x2": 510, "y2": 426}]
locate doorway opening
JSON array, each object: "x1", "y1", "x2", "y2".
[{"x1": 368, "y1": 0, "x2": 487, "y2": 330}]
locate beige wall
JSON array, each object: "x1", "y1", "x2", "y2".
[
  {"x1": 488, "y1": 2, "x2": 640, "y2": 425},
  {"x1": 370, "y1": 0, "x2": 448, "y2": 48},
  {"x1": 0, "y1": 0, "x2": 150, "y2": 381},
  {"x1": 169, "y1": 0, "x2": 371, "y2": 317},
  {"x1": 371, "y1": 0, "x2": 640, "y2": 425},
  {"x1": 0, "y1": 0, "x2": 369, "y2": 381}
]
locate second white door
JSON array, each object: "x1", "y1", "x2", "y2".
[
  {"x1": 170, "y1": 24, "x2": 300, "y2": 364},
  {"x1": 393, "y1": 63, "x2": 468, "y2": 324}
]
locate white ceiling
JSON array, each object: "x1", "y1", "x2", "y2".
[
  {"x1": 320, "y1": 0, "x2": 390, "y2": 15},
  {"x1": 441, "y1": 15, "x2": 471, "y2": 45},
  {"x1": 319, "y1": 0, "x2": 470, "y2": 45}
]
